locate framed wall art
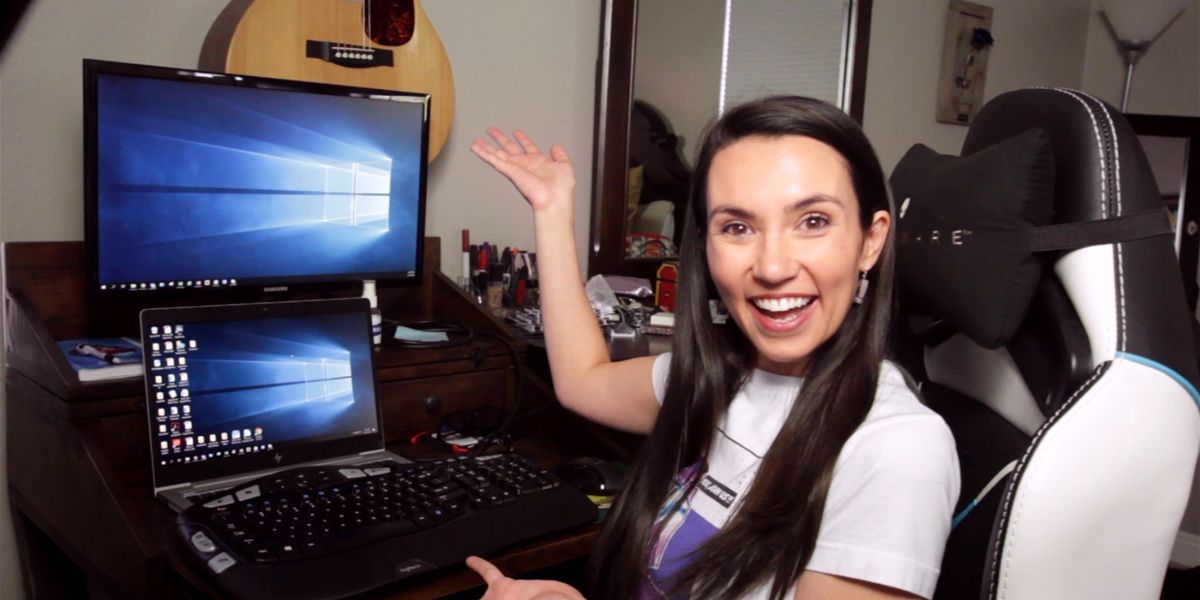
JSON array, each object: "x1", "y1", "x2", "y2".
[{"x1": 937, "y1": 0, "x2": 995, "y2": 125}]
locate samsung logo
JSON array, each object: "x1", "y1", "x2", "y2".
[{"x1": 263, "y1": 286, "x2": 289, "y2": 293}]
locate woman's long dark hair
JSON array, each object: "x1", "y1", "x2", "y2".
[{"x1": 587, "y1": 96, "x2": 896, "y2": 599}]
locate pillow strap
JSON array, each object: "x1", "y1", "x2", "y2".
[{"x1": 1027, "y1": 210, "x2": 1173, "y2": 253}]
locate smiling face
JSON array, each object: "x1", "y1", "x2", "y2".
[{"x1": 705, "y1": 135, "x2": 890, "y2": 377}]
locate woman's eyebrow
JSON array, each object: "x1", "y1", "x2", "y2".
[
  {"x1": 785, "y1": 195, "x2": 843, "y2": 213},
  {"x1": 708, "y1": 195, "x2": 844, "y2": 221},
  {"x1": 707, "y1": 205, "x2": 754, "y2": 220}
]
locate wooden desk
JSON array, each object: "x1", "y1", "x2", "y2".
[{"x1": 4, "y1": 240, "x2": 627, "y2": 599}]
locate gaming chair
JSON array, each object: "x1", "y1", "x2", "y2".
[{"x1": 891, "y1": 88, "x2": 1200, "y2": 599}]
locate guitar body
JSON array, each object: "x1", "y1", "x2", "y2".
[{"x1": 200, "y1": 0, "x2": 455, "y2": 160}]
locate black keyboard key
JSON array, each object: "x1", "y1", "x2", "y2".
[
  {"x1": 300, "y1": 540, "x2": 326, "y2": 558},
  {"x1": 276, "y1": 543, "x2": 302, "y2": 560},
  {"x1": 323, "y1": 517, "x2": 419, "y2": 552}
]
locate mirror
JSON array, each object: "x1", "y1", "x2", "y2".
[
  {"x1": 1125, "y1": 113, "x2": 1200, "y2": 316},
  {"x1": 589, "y1": 0, "x2": 874, "y2": 279}
]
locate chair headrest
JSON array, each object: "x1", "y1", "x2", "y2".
[{"x1": 896, "y1": 88, "x2": 1199, "y2": 413}]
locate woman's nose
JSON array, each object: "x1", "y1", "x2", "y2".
[{"x1": 752, "y1": 234, "x2": 800, "y2": 284}]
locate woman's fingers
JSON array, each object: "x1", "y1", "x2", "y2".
[
  {"x1": 486, "y1": 127, "x2": 527, "y2": 156},
  {"x1": 470, "y1": 141, "x2": 517, "y2": 175},
  {"x1": 513, "y1": 130, "x2": 541, "y2": 156},
  {"x1": 466, "y1": 555, "x2": 505, "y2": 585},
  {"x1": 549, "y1": 144, "x2": 570, "y2": 164}
]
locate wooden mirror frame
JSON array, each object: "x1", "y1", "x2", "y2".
[{"x1": 587, "y1": 0, "x2": 874, "y2": 279}]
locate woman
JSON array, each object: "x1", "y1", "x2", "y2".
[{"x1": 467, "y1": 96, "x2": 959, "y2": 599}]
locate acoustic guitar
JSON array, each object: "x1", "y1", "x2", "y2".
[{"x1": 200, "y1": 0, "x2": 455, "y2": 161}]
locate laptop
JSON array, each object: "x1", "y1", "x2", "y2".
[{"x1": 140, "y1": 298, "x2": 408, "y2": 512}]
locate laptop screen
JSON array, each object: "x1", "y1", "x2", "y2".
[{"x1": 141, "y1": 298, "x2": 382, "y2": 489}]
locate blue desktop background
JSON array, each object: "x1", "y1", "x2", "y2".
[
  {"x1": 97, "y1": 74, "x2": 425, "y2": 285},
  {"x1": 179, "y1": 312, "x2": 377, "y2": 445}
]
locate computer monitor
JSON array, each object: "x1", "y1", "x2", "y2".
[
  {"x1": 84, "y1": 59, "x2": 429, "y2": 299},
  {"x1": 140, "y1": 298, "x2": 383, "y2": 490}
]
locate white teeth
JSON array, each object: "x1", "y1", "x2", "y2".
[{"x1": 753, "y1": 297, "x2": 813, "y2": 312}]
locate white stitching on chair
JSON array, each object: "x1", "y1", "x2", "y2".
[
  {"x1": 1039, "y1": 87, "x2": 1125, "y2": 353},
  {"x1": 1091, "y1": 96, "x2": 1127, "y2": 352},
  {"x1": 988, "y1": 364, "x2": 1108, "y2": 599},
  {"x1": 1039, "y1": 88, "x2": 1107, "y2": 219},
  {"x1": 1060, "y1": 88, "x2": 1123, "y2": 350}
]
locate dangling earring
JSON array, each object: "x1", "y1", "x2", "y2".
[{"x1": 853, "y1": 271, "x2": 869, "y2": 305}]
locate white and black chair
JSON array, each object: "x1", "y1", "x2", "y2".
[{"x1": 890, "y1": 88, "x2": 1200, "y2": 599}]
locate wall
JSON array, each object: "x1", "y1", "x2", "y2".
[
  {"x1": 863, "y1": 0, "x2": 1094, "y2": 174},
  {"x1": 0, "y1": 1, "x2": 600, "y2": 596}
]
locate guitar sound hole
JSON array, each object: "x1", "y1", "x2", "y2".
[{"x1": 365, "y1": 0, "x2": 415, "y2": 47}]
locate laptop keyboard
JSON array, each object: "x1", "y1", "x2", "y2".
[{"x1": 177, "y1": 452, "x2": 599, "y2": 599}]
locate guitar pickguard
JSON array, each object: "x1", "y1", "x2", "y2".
[{"x1": 365, "y1": 0, "x2": 415, "y2": 47}]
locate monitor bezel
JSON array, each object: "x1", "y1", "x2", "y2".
[
  {"x1": 83, "y1": 58, "x2": 430, "y2": 303},
  {"x1": 140, "y1": 298, "x2": 384, "y2": 490}
]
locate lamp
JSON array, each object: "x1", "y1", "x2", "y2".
[{"x1": 1099, "y1": 0, "x2": 1188, "y2": 112}]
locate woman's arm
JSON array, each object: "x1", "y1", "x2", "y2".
[{"x1": 471, "y1": 129, "x2": 659, "y2": 434}]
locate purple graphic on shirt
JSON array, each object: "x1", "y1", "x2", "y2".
[{"x1": 638, "y1": 462, "x2": 721, "y2": 599}]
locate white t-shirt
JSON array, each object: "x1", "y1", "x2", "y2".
[{"x1": 639, "y1": 354, "x2": 960, "y2": 599}]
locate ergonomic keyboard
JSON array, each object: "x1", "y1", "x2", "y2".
[{"x1": 177, "y1": 453, "x2": 600, "y2": 600}]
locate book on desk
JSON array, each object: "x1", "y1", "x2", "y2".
[{"x1": 56, "y1": 337, "x2": 143, "y2": 382}]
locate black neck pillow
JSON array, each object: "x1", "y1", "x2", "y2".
[{"x1": 890, "y1": 128, "x2": 1056, "y2": 349}]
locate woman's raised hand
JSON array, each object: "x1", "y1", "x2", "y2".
[{"x1": 471, "y1": 128, "x2": 575, "y2": 214}]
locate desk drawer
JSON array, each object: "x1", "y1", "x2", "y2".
[{"x1": 377, "y1": 368, "x2": 513, "y2": 442}]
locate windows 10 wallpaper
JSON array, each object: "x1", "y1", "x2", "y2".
[
  {"x1": 147, "y1": 311, "x2": 378, "y2": 463},
  {"x1": 96, "y1": 73, "x2": 425, "y2": 287}
]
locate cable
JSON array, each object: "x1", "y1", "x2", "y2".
[
  {"x1": 466, "y1": 328, "x2": 524, "y2": 457},
  {"x1": 386, "y1": 320, "x2": 524, "y2": 458}
]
